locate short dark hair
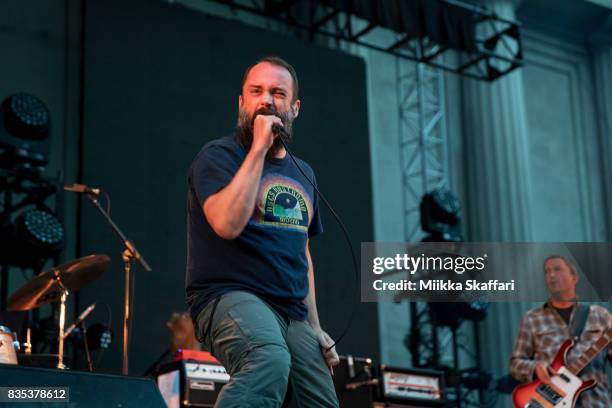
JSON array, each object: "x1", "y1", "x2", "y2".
[
  {"x1": 543, "y1": 255, "x2": 577, "y2": 276},
  {"x1": 241, "y1": 56, "x2": 299, "y2": 102}
]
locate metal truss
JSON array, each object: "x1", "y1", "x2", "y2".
[
  {"x1": 397, "y1": 58, "x2": 449, "y2": 242},
  {"x1": 395, "y1": 45, "x2": 486, "y2": 407},
  {"x1": 201, "y1": 0, "x2": 523, "y2": 81},
  {"x1": 407, "y1": 306, "x2": 492, "y2": 407}
]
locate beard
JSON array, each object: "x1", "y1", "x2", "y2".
[{"x1": 236, "y1": 105, "x2": 294, "y2": 160}]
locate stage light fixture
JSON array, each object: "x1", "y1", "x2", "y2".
[
  {"x1": 0, "y1": 92, "x2": 64, "y2": 271},
  {"x1": 0, "y1": 93, "x2": 51, "y2": 170},
  {"x1": 19, "y1": 208, "x2": 64, "y2": 247},
  {"x1": 0, "y1": 207, "x2": 65, "y2": 269},
  {"x1": 420, "y1": 188, "x2": 462, "y2": 242}
]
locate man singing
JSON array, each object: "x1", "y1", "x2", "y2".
[
  {"x1": 186, "y1": 56, "x2": 340, "y2": 407},
  {"x1": 509, "y1": 255, "x2": 612, "y2": 407}
]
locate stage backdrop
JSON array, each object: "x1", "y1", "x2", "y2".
[{"x1": 81, "y1": 0, "x2": 376, "y2": 373}]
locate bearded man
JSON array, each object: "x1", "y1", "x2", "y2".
[{"x1": 185, "y1": 56, "x2": 339, "y2": 408}]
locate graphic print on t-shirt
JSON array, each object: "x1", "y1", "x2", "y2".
[{"x1": 252, "y1": 174, "x2": 312, "y2": 233}]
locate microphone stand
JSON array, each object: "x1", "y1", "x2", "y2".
[{"x1": 85, "y1": 192, "x2": 151, "y2": 375}]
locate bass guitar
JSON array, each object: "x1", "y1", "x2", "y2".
[{"x1": 512, "y1": 327, "x2": 611, "y2": 407}]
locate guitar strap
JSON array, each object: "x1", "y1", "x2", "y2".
[{"x1": 570, "y1": 303, "x2": 590, "y2": 341}]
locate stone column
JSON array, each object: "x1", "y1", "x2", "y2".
[
  {"x1": 461, "y1": 1, "x2": 536, "y2": 403},
  {"x1": 593, "y1": 44, "x2": 612, "y2": 239}
]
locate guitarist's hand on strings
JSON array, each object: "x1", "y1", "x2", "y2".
[{"x1": 534, "y1": 362, "x2": 555, "y2": 385}]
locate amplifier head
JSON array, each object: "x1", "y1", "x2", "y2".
[{"x1": 377, "y1": 365, "x2": 447, "y2": 407}]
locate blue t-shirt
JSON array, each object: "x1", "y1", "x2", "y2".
[{"x1": 185, "y1": 134, "x2": 323, "y2": 322}]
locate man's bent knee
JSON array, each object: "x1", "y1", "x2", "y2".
[
  {"x1": 241, "y1": 343, "x2": 291, "y2": 384},
  {"x1": 217, "y1": 344, "x2": 291, "y2": 407}
]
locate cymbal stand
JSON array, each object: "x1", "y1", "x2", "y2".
[{"x1": 54, "y1": 273, "x2": 69, "y2": 370}]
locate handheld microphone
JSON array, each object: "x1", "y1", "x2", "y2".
[
  {"x1": 271, "y1": 123, "x2": 288, "y2": 138},
  {"x1": 253, "y1": 107, "x2": 287, "y2": 139},
  {"x1": 63, "y1": 303, "x2": 97, "y2": 339},
  {"x1": 64, "y1": 183, "x2": 102, "y2": 196}
]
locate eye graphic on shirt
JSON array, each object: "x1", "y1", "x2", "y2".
[{"x1": 252, "y1": 174, "x2": 313, "y2": 233}]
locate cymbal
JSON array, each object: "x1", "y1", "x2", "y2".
[{"x1": 7, "y1": 254, "x2": 111, "y2": 311}]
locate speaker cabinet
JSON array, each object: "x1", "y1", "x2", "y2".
[{"x1": 0, "y1": 365, "x2": 165, "y2": 407}]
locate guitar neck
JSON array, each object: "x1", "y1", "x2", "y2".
[{"x1": 568, "y1": 327, "x2": 612, "y2": 375}]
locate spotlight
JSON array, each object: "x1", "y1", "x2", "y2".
[
  {"x1": 20, "y1": 209, "x2": 64, "y2": 246},
  {"x1": 0, "y1": 93, "x2": 51, "y2": 170},
  {"x1": 0, "y1": 207, "x2": 65, "y2": 268},
  {"x1": 420, "y1": 188, "x2": 462, "y2": 242}
]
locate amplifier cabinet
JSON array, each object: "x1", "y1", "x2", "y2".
[
  {"x1": 156, "y1": 360, "x2": 229, "y2": 407},
  {"x1": 0, "y1": 364, "x2": 165, "y2": 407}
]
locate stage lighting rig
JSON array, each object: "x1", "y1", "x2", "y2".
[{"x1": 0, "y1": 93, "x2": 65, "y2": 271}]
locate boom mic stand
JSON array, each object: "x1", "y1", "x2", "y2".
[{"x1": 85, "y1": 192, "x2": 151, "y2": 375}]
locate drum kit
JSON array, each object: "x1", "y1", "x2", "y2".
[{"x1": 0, "y1": 254, "x2": 111, "y2": 369}]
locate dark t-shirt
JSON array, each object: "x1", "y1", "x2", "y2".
[
  {"x1": 554, "y1": 305, "x2": 574, "y2": 326},
  {"x1": 185, "y1": 134, "x2": 323, "y2": 322}
]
